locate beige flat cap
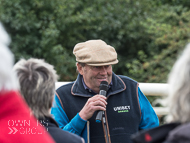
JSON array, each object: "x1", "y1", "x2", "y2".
[{"x1": 73, "y1": 40, "x2": 118, "y2": 66}]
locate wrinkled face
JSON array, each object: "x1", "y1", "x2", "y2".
[{"x1": 77, "y1": 63, "x2": 112, "y2": 93}]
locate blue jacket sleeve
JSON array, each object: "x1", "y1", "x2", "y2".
[
  {"x1": 138, "y1": 87, "x2": 159, "y2": 129},
  {"x1": 51, "y1": 94, "x2": 87, "y2": 136}
]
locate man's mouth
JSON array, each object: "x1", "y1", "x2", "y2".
[{"x1": 97, "y1": 78, "x2": 107, "y2": 81}]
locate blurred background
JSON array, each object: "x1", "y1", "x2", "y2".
[
  {"x1": 1, "y1": 0, "x2": 190, "y2": 123},
  {"x1": 1, "y1": 0, "x2": 190, "y2": 82}
]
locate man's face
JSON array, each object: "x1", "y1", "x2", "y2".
[{"x1": 77, "y1": 63, "x2": 112, "y2": 93}]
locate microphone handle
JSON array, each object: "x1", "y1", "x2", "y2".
[
  {"x1": 96, "y1": 90, "x2": 107, "y2": 123},
  {"x1": 96, "y1": 110, "x2": 104, "y2": 123}
]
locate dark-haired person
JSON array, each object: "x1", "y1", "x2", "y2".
[{"x1": 51, "y1": 39, "x2": 159, "y2": 143}]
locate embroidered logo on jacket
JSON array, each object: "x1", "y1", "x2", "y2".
[{"x1": 113, "y1": 106, "x2": 130, "y2": 113}]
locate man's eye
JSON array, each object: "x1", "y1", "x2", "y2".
[
  {"x1": 92, "y1": 65, "x2": 110, "y2": 70},
  {"x1": 104, "y1": 65, "x2": 110, "y2": 69},
  {"x1": 95, "y1": 66, "x2": 100, "y2": 69}
]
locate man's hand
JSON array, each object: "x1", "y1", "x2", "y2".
[{"x1": 79, "y1": 95, "x2": 107, "y2": 120}]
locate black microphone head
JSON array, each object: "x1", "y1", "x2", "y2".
[{"x1": 99, "y1": 81, "x2": 108, "y2": 91}]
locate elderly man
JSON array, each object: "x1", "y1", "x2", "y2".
[
  {"x1": 13, "y1": 58, "x2": 84, "y2": 143},
  {"x1": 51, "y1": 40, "x2": 159, "y2": 143}
]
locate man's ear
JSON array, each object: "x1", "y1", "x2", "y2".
[{"x1": 76, "y1": 63, "x2": 84, "y2": 75}]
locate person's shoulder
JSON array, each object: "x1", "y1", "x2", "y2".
[
  {"x1": 49, "y1": 127, "x2": 83, "y2": 143},
  {"x1": 60, "y1": 130, "x2": 84, "y2": 143},
  {"x1": 117, "y1": 74, "x2": 137, "y2": 83},
  {"x1": 131, "y1": 122, "x2": 180, "y2": 143},
  {"x1": 166, "y1": 122, "x2": 190, "y2": 143}
]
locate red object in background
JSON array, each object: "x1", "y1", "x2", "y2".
[
  {"x1": 145, "y1": 133, "x2": 152, "y2": 142},
  {"x1": 0, "y1": 90, "x2": 55, "y2": 143}
]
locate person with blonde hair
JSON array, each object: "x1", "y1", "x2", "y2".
[
  {"x1": 0, "y1": 22, "x2": 55, "y2": 143},
  {"x1": 14, "y1": 58, "x2": 85, "y2": 143},
  {"x1": 131, "y1": 43, "x2": 190, "y2": 143}
]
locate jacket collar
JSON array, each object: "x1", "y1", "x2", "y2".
[{"x1": 71, "y1": 72, "x2": 126, "y2": 97}]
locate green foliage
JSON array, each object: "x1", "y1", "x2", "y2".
[
  {"x1": 1, "y1": 0, "x2": 190, "y2": 84},
  {"x1": 0, "y1": 0, "x2": 77, "y2": 80},
  {"x1": 127, "y1": 4, "x2": 190, "y2": 82}
]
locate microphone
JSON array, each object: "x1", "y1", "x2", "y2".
[{"x1": 95, "y1": 81, "x2": 108, "y2": 123}]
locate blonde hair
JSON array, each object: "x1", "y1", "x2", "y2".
[
  {"x1": 168, "y1": 43, "x2": 190, "y2": 123},
  {"x1": 0, "y1": 22, "x2": 18, "y2": 92}
]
